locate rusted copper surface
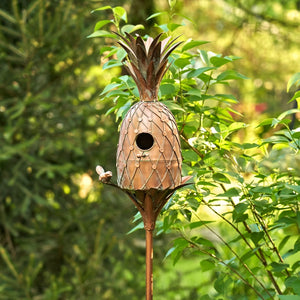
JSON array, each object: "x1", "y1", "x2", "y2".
[
  {"x1": 116, "y1": 101, "x2": 182, "y2": 190},
  {"x1": 145, "y1": 226, "x2": 153, "y2": 300}
]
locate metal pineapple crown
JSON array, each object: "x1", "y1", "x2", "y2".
[{"x1": 115, "y1": 32, "x2": 182, "y2": 101}]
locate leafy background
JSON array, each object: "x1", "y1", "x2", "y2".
[{"x1": 0, "y1": 0, "x2": 299, "y2": 299}]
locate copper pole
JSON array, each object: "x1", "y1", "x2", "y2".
[
  {"x1": 143, "y1": 193, "x2": 155, "y2": 300},
  {"x1": 146, "y1": 228, "x2": 153, "y2": 300}
]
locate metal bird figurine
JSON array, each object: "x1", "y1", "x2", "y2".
[{"x1": 96, "y1": 165, "x2": 112, "y2": 183}]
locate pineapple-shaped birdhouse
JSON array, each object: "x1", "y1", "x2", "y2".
[
  {"x1": 115, "y1": 33, "x2": 183, "y2": 191},
  {"x1": 96, "y1": 32, "x2": 192, "y2": 300}
]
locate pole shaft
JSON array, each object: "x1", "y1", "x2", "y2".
[
  {"x1": 143, "y1": 194, "x2": 154, "y2": 300},
  {"x1": 146, "y1": 228, "x2": 153, "y2": 300}
]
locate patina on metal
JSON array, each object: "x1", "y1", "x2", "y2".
[{"x1": 96, "y1": 32, "x2": 191, "y2": 300}]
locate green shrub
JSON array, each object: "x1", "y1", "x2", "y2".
[{"x1": 90, "y1": 5, "x2": 300, "y2": 299}]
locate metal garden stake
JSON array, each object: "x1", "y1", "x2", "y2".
[{"x1": 96, "y1": 32, "x2": 191, "y2": 300}]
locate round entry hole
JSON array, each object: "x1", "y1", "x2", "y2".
[{"x1": 136, "y1": 133, "x2": 154, "y2": 150}]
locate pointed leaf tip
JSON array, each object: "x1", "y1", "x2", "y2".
[{"x1": 287, "y1": 72, "x2": 300, "y2": 92}]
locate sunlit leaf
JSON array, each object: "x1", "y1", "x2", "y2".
[
  {"x1": 257, "y1": 118, "x2": 275, "y2": 127},
  {"x1": 188, "y1": 220, "x2": 214, "y2": 229},
  {"x1": 91, "y1": 6, "x2": 112, "y2": 13},
  {"x1": 100, "y1": 46, "x2": 116, "y2": 56},
  {"x1": 217, "y1": 187, "x2": 240, "y2": 197},
  {"x1": 113, "y1": 6, "x2": 127, "y2": 22},
  {"x1": 278, "y1": 108, "x2": 300, "y2": 121},
  {"x1": 187, "y1": 89, "x2": 202, "y2": 99},
  {"x1": 161, "y1": 101, "x2": 185, "y2": 112},
  {"x1": 212, "y1": 172, "x2": 231, "y2": 184},
  {"x1": 288, "y1": 90, "x2": 300, "y2": 103},
  {"x1": 127, "y1": 221, "x2": 144, "y2": 234},
  {"x1": 94, "y1": 20, "x2": 112, "y2": 31},
  {"x1": 87, "y1": 30, "x2": 115, "y2": 39},
  {"x1": 215, "y1": 93, "x2": 238, "y2": 103},
  {"x1": 168, "y1": 23, "x2": 183, "y2": 31},
  {"x1": 287, "y1": 72, "x2": 300, "y2": 92},
  {"x1": 199, "y1": 50, "x2": 210, "y2": 66},
  {"x1": 187, "y1": 67, "x2": 215, "y2": 78},
  {"x1": 146, "y1": 11, "x2": 168, "y2": 20},
  {"x1": 121, "y1": 24, "x2": 145, "y2": 34},
  {"x1": 210, "y1": 56, "x2": 231, "y2": 67},
  {"x1": 101, "y1": 83, "x2": 122, "y2": 95},
  {"x1": 174, "y1": 57, "x2": 191, "y2": 68},
  {"x1": 181, "y1": 40, "x2": 209, "y2": 52},
  {"x1": 217, "y1": 70, "x2": 248, "y2": 81},
  {"x1": 102, "y1": 59, "x2": 123, "y2": 70}
]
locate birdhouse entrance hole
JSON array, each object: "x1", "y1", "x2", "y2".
[{"x1": 136, "y1": 133, "x2": 154, "y2": 150}]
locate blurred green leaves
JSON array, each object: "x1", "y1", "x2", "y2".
[
  {"x1": 1, "y1": 0, "x2": 300, "y2": 299},
  {"x1": 89, "y1": 5, "x2": 300, "y2": 298},
  {"x1": 0, "y1": 1, "x2": 146, "y2": 299}
]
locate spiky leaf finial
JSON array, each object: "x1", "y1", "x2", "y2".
[{"x1": 115, "y1": 32, "x2": 182, "y2": 101}]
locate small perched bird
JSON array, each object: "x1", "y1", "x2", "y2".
[{"x1": 96, "y1": 165, "x2": 112, "y2": 183}]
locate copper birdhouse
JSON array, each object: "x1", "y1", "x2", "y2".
[
  {"x1": 96, "y1": 32, "x2": 191, "y2": 300},
  {"x1": 115, "y1": 32, "x2": 183, "y2": 191},
  {"x1": 116, "y1": 101, "x2": 182, "y2": 190}
]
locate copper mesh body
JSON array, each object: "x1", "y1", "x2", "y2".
[{"x1": 116, "y1": 101, "x2": 182, "y2": 190}]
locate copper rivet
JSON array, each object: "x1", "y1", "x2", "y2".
[
  {"x1": 138, "y1": 118, "x2": 142, "y2": 122},
  {"x1": 152, "y1": 165, "x2": 156, "y2": 169},
  {"x1": 129, "y1": 146, "x2": 134, "y2": 150},
  {"x1": 134, "y1": 129, "x2": 138, "y2": 133},
  {"x1": 128, "y1": 118, "x2": 131, "y2": 122},
  {"x1": 148, "y1": 118, "x2": 152, "y2": 122},
  {"x1": 163, "y1": 131, "x2": 167, "y2": 136},
  {"x1": 160, "y1": 148, "x2": 164, "y2": 152},
  {"x1": 135, "y1": 163, "x2": 139, "y2": 167}
]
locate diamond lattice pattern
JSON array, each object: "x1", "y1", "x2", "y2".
[{"x1": 116, "y1": 102, "x2": 182, "y2": 190}]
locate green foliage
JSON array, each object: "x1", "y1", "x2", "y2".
[
  {"x1": 1, "y1": 1, "x2": 299, "y2": 299},
  {"x1": 0, "y1": 1, "x2": 147, "y2": 299},
  {"x1": 90, "y1": 5, "x2": 300, "y2": 299}
]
